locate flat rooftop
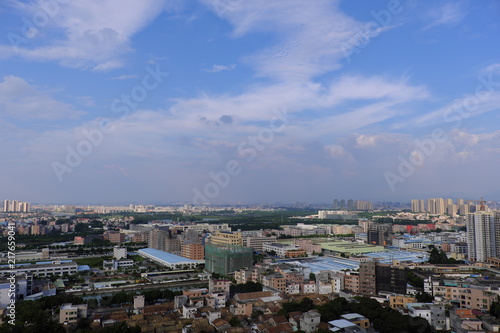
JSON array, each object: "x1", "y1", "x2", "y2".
[
  {"x1": 279, "y1": 257, "x2": 360, "y2": 273},
  {"x1": 318, "y1": 240, "x2": 385, "y2": 254},
  {"x1": 363, "y1": 250, "x2": 429, "y2": 263},
  {"x1": 138, "y1": 248, "x2": 197, "y2": 264}
]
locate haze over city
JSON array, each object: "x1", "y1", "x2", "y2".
[{"x1": 1, "y1": 0, "x2": 499, "y2": 205}]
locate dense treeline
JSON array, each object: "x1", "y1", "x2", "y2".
[{"x1": 0, "y1": 288, "x2": 180, "y2": 333}]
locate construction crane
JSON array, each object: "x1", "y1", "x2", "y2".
[{"x1": 471, "y1": 197, "x2": 487, "y2": 211}]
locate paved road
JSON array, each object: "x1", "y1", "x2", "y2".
[{"x1": 66, "y1": 279, "x2": 208, "y2": 296}]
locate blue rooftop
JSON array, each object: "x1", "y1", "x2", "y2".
[
  {"x1": 364, "y1": 250, "x2": 428, "y2": 263},
  {"x1": 280, "y1": 257, "x2": 360, "y2": 273},
  {"x1": 138, "y1": 248, "x2": 197, "y2": 263}
]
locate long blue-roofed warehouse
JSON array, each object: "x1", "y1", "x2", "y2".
[{"x1": 138, "y1": 248, "x2": 204, "y2": 269}]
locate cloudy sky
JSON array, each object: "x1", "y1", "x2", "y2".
[{"x1": 1, "y1": 0, "x2": 499, "y2": 205}]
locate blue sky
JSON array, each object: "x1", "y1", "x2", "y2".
[{"x1": 0, "y1": 0, "x2": 499, "y2": 205}]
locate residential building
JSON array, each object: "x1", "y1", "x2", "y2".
[
  {"x1": 181, "y1": 243, "x2": 204, "y2": 260},
  {"x1": 467, "y1": 212, "x2": 499, "y2": 262},
  {"x1": 59, "y1": 303, "x2": 87, "y2": 324},
  {"x1": 104, "y1": 231, "x2": 125, "y2": 244},
  {"x1": 367, "y1": 223, "x2": 391, "y2": 246},
  {"x1": 355, "y1": 201, "x2": 373, "y2": 210},
  {"x1": 262, "y1": 243, "x2": 302, "y2": 257},
  {"x1": 300, "y1": 310, "x2": 321, "y2": 333},
  {"x1": 102, "y1": 259, "x2": 134, "y2": 270},
  {"x1": 113, "y1": 246, "x2": 127, "y2": 260},
  {"x1": 411, "y1": 199, "x2": 426, "y2": 213},
  {"x1": 209, "y1": 231, "x2": 243, "y2": 246},
  {"x1": 389, "y1": 295, "x2": 416, "y2": 310},
  {"x1": 359, "y1": 261, "x2": 376, "y2": 295},
  {"x1": 375, "y1": 264, "x2": 407, "y2": 294},
  {"x1": 244, "y1": 235, "x2": 276, "y2": 251},
  {"x1": 343, "y1": 271, "x2": 359, "y2": 293},
  {"x1": 293, "y1": 239, "x2": 322, "y2": 254},
  {"x1": 209, "y1": 279, "x2": 231, "y2": 298}
]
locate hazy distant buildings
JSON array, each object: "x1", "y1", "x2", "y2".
[
  {"x1": 411, "y1": 197, "x2": 489, "y2": 215},
  {"x1": 333, "y1": 198, "x2": 370, "y2": 210},
  {"x1": 411, "y1": 199, "x2": 425, "y2": 213},
  {"x1": 355, "y1": 201, "x2": 373, "y2": 210},
  {"x1": 3, "y1": 200, "x2": 30, "y2": 212},
  {"x1": 427, "y1": 198, "x2": 445, "y2": 215}
]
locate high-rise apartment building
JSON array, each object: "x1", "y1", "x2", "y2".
[
  {"x1": 411, "y1": 199, "x2": 426, "y2": 213},
  {"x1": 3, "y1": 200, "x2": 30, "y2": 212},
  {"x1": 427, "y1": 198, "x2": 445, "y2": 215},
  {"x1": 412, "y1": 198, "x2": 486, "y2": 216},
  {"x1": 355, "y1": 201, "x2": 373, "y2": 210},
  {"x1": 466, "y1": 212, "x2": 500, "y2": 262},
  {"x1": 359, "y1": 261, "x2": 377, "y2": 295},
  {"x1": 367, "y1": 223, "x2": 391, "y2": 246},
  {"x1": 181, "y1": 243, "x2": 204, "y2": 260}
]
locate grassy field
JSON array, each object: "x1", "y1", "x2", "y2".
[{"x1": 73, "y1": 256, "x2": 110, "y2": 267}]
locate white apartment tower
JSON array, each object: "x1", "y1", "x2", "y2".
[
  {"x1": 3, "y1": 200, "x2": 30, "y2": 212},
  {"x1": 427, "y1": 198, "x2": 445, "y2": 215},
  {"x1": 466, "y1": 212, "x2": 499, "y2": 262}
]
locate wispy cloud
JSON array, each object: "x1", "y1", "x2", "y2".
[
  {"x1": 110, "y1": 74, "x2": 140, "y2": 80},
  {"x1": 0, "y1": 76, "x2": 84, "y2": 120},
  {"x1": 0, "y1": 0, "x2": 169, "y2": 71},
  {"x1": 201, "y1": 0, "x2": 383, "y2": 80},
  {"x1": 424, "y1": 2, "x2": 466, "y2": 29},
  {"x1": 203, "y1": 64, "x2": 236, "y2": 73}
]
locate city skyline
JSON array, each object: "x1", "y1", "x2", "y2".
[{"x1": 1, "y1": 1, "x2": 499, "y2": 204}]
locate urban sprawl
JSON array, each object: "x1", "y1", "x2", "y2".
[{"x1": 2, "y1": 198, "x2": 500, "y2": 332}]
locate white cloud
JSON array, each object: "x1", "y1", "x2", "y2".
[
  {"x1": 411, "y1": 90, "x2": 500, "y2": 127},
  {"x1": 484, "y1": 63, "x2": 500, "y2": 75},
  {"x1": 110, "y1": 74, "x2": 140, "y2": 80},
  {"x1": 424, "y1": 2, "x2": 466, "y2": 29},
  {"x1": 0, "y1": 75, "x2": 84, "y2": 120},
  {"x1": 203, "y1": 64, "x2": 236, "y2": 73},
  {"x1": 1, "y1": 0, "x2": 169, "y2": 71},
  {"x1": 201, "y1": 0, "x2": 397, "y2": 80}
]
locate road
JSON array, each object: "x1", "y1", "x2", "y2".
[{"x1": 66, "y1": 279, "x2": 208, "y2": 296}]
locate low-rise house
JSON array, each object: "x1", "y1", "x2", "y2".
[
  {"x1": 300, "y1": 310, "x2": 321, "y2": 333},
  {"x1": 59, "y1": 303, "x2": 87, "y2": 324}
]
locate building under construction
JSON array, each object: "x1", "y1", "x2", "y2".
[{"x1": 205, "y1": 244, "x2": 253, "y2": 275}]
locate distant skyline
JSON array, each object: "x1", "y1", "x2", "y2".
[{"x1": 1, "y1": 0, "x2": 499, "y2": 204}]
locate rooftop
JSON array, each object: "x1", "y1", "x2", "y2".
[
  {"x1": 341, "y1": 313, "x2": 366, "y2": 320},
  {"x1": 138, "y1": 248, "x2": 197, "y2": 264},
  {"x1": 328, "y1": 319, "x2": 357, "y2": 328},
  {"x1": 279, "y1": 256, "x2": 360, "y2": 273}
]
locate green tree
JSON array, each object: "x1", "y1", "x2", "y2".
[
  {"x1": 229, "y1": 317, "x2": 241, "y2": 327},
  {"x1": 490, "y1": 300, "x2": 500, "y2": 318},
  {"x1": 415, "y1": 292, "x2": 434, "y2": 303},
  {"x1": 428, "y1": 248, "x2": 449, "y2": 264}
]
